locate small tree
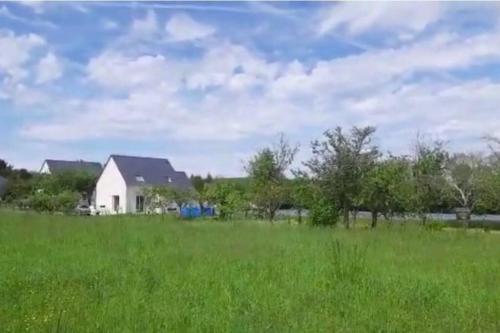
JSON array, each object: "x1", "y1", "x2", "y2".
[
  {"x1": 305, "y1": 126, "x2": 379, "y2": 228},
  {"x1": 205, "y1": 181, "x2": 246, "y2": 220},
  {"x1": 444, "y1": 153, "x2": 484, "y2": 213},
  {"x1": 361, "y1": 156, "x2": 413, "y2": 228},
  {"x1": 246, "y1": 134, "x2": 298, "y2": 222},
  {"x1": 290, "y1": 172, "x2": 317, "y2": 224},
  {"x1": 412, "y1": 137, "x2": 448, "y2": 224}
]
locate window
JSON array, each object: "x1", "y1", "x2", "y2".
[
  {"x1": 167, "y1": 177, "x2": 172, "y2": 183},
  {"x1": 135, "y1": 175, "x2": 145, "y2": 182},
  {"x1": 136, "y1": 195, "x2": 145, "y2": 213}
]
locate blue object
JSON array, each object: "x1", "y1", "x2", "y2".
[
  {"x1": 180, "y1": 205, "x2": 215, "y2": 218},
  {"x1": 180, "y1": 206, "x2": 201, "y2": 218}
]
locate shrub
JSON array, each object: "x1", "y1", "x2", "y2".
[
  {"x1": 309, "y1": 198, "x2": 338, "y2": 226},
  {"x1": 27, "y1": 190, "x2": 79, "y2": 213}
]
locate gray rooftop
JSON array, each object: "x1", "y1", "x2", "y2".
[
  {"x1": 44, "y1": 159, "x2": 102, "y2": 176},
  {"x1": 110, "y1": 155, "x2": 192, "y2": 189}
]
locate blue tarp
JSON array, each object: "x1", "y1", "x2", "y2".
[{"x1": 180, "y1": 206, "x2": 215, "y2": 219}]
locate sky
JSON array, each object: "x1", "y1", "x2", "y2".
[{"x1": 1, "y1": 1, "x2": 500, "y2": 176}]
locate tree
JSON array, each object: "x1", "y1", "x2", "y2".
[
  {"x1": 412, "y1": 137, "x2": 448, "y2": 224},
  {"x1": 444, "y1": 153, "x2": 484, "y2": 212},
  {"x1": 305, "y1": 126, "x2": 379, "y2": 228},
  {"x1": 205, "y1": 181, "x2": 246, "y2": 220},
  {"x1": 289, "y1": 173, "x2": 316, "y2": 224},
  {"x1": 361, "y1": 156, "x2": 413, "y2": 228},
  {"x1": 246, "y1": 134, "x2": 298, "y2": 221},
  {"x1": 190, "y1": 174, "x2": 214, "y2": 209},
  {"x1": 0, "y1": 159, "x2": 13, "y2": 177},
  {"x1": 36, "y1": 170, "x2": 96, "y2": 203}
]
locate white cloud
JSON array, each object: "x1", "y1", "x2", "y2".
[
  {"x1": 185, "y1": 42, "x2": 279, "y2": 90},
  {"x1": 130, "y1": 9, "x2": 159, "y2": 38},
  {"x1": 318, "y1": 2, "x2": 442, "y2": 37},
  {"x1": 86, "y1": 52, "x2": 184, "y2": 91},
  {"x1": 17, "y1": 13, "x2": 500, "y2": 175},
  {"x1": 165, "y1": 13, "x2": 215, "y2": 42},
  {"x1": 35, "y1": 52, "x2": 63, "y2": 84},
  {"x1": 0, "y1": 31, "x2": 45, "y2": 81}
]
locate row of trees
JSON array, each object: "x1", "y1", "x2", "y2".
[{"x1": 197, "y1": 127, "x2": 500, "y2": 227}]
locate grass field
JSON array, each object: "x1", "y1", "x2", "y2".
[{"x1": 1, "y1": 211, "x2": 499, "y2": 332}]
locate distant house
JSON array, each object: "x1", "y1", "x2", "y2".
[
  {"x1": 95, "y1": 155, "x2": 192, "y2": 214},
  {"x1": 40, "y1": 159, "x2": 102, "y2": 176},
  {"x1": 0, "y1": 175, "x2": 7, "y2": 198}
]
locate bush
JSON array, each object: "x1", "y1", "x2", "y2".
[
  {"x1": 309, "y1": 198, "x2": 338, "y2": 226},
  {"x1": 27, "y1": 190, "x2": 79, "y2": 213}
]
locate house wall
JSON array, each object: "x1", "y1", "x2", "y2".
[
  {"x1": 95, "y1": 158, "x2": 127, "y2": 214},
  {"x1": 126, "y1": 186, "x2": 145, "y2": 214},
  {"x1": 39, "y1": 162, "x2": 51, "y2": 174}
]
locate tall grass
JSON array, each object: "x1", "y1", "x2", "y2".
[{"x1": 0, "y1": 211, "x2": 499, "y2": 332}]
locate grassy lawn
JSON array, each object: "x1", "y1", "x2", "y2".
[{"x1": 1, "y1": 211, "x2": 499, "y2": 332}]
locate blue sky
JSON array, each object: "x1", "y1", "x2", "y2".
[{"x1": 1, "y1": 1, "x2": 500, "y2": 176}]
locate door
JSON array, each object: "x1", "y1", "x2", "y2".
[
  {"x1": 112, "y1": 195, "x2": 120, "y2": 213},
  {"x1": 136, "y1": 195, "x2": 144, "y2": 213}
]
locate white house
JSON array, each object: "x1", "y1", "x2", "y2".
[
  {"x1": 95, "y1": 155, "x2": 192, "y2": 214},
  {"x1": 39, "y1": 159, "x2": 102, "y2": 176}
]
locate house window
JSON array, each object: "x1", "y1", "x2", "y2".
[
  {"x1": 167, "y1": 177, "x2": 172, "y2": 183},
  {"x1": 136, "y1": 195, "x2": 144, "y2": 212},
  {"x1": 136, "y1": 175, "x2": 145, "y2": 182}
]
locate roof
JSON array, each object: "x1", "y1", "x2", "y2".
[
  {"x1": 44, "y1": 159, "x2": 102, "y2": 176},
  {"x1": 110, "y1": 155, "x2": 192, "y2": 189},
  {"x1": 0, "y1": 175, "x2": 7, "y2": 196}
]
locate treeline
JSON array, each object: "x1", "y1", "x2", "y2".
[
  {"x1": 0, "y1": 161, "x2": 96, "y2": 213},
  {"x1": 193, "y1": 127, "x2": 500, "y2": 227}
]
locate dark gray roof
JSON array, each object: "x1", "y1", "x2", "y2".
[
  {"x1": 0, "y1": 176, "x2": 7, "y2": 196},
  {"x1": 44, "y1": 159, "x2": 102, "y2": 176},
  {"x1": 110, "y1": 155, "x2": 192, "y2": 189}
]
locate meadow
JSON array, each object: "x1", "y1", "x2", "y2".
[{"x1": 1, "y1": 211, "x2": 499, "y2": 332}]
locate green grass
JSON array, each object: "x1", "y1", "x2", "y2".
[{"x1": 1, "y1": 211, "x2": 499, "y2": 332}]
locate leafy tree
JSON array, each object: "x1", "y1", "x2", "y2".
[
  {"x1": 190, "y1": 173, "x2": 214, "y2": 209},
  {"x1": 361, "y1": 156, "x2": 413, "y2": 228},
  {"x1": 290, "y1": 172, "x2": 317, "y2": 224},
  {"x1": 305, "y1": 126, "x2": 379, "y2": 228},
  {"x1": 36, "y1": 170, "x2": 96, "y2": 203},
  {"x1": 27, "y1": 190, "x2": 80, "y2": 213},
  {"x1": 246, "y1": 134, "x2": 298, "y2": 222},
  {"x1": 412, "y1": 138, "x2": 448, "y2": 224},
  {"x1": 205, "y1": 181, "x2": 246, "y2": 220}
]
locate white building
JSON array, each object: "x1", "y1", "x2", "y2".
[{"x1": 95, "y1": 155, "x2": 192, "y2": 214}]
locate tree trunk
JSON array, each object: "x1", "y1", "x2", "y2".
[
  {"x1": 371, "y1": 211, "x2": 378, "y2": 228},
  {"x1": 297, "y1": 207, "x2": 302, "y2": 224},
  {"x1": 269, "y1": 205, "x2": 275, "y2": 223},
  {"x1": 421, "y1": 214, "x2": 427, "y2": 225},
  {"x1": 343, "y1": 207, "x2": 350, "y2": 229}
]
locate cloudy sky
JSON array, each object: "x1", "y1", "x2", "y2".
[{"x1": 1, "y1": 1, "x2": 500, "y2": 176}]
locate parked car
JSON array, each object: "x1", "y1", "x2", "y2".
[{"x1": 75, "y1": 204, "x2": 91, "y2": 216}]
